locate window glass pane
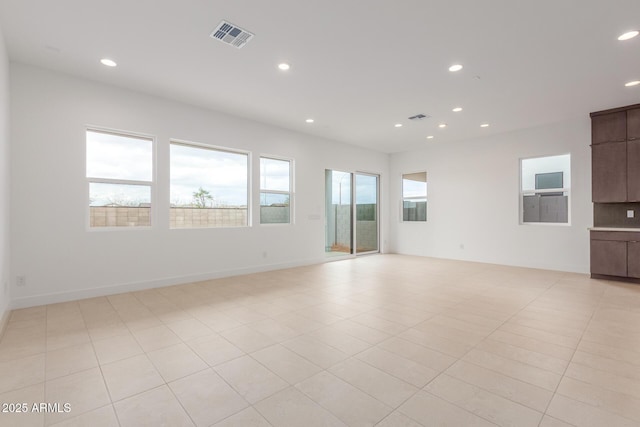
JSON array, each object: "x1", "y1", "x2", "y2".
[
  {"x1": 402, "y1": 172, "x2": 427, "y2": 198},
  {"x1": 260, "y1": 157, "x2": 291, "y2": 224},
  {"x1": 90, "y1": 182, "x2": 151, "y2": 207},
  {"x1": 260, "y1": 158, "x2": 290, "y2": 192},
  {"x1": 521, "y1": 154, "x2": 570, "y2": 224},
  {"x1": 260, "y1": 192, "x2": 289, "y2": 206},
  {"x1": 521, "y1": 154, "x2": 570, "y2": 191},
  {"x1": 402, "y1": 172, "x2": 427, "y2": 222},
  {"x1": 87, "y1": 131, "x2": 152, "y2": 181},
  {"x1": 356, "y1": 174, "x2": 377, "y2": 205},
  {"x1": 402, "y1": 180, "x2": 427, "y2": 198},
  {"x1": 356, "y1": 174, "x2": 378, "y2": 222},
  {"x1": 260, "y1": 192, "x2": 290, "y2": 224},
  {"x1": 356, "y1": 173, "x2": 378, "y2": 253},
  {"x1": 325, "y1": 170, "x2": 352, "y2": 254},
  {"x1": 330, "y1": 171, "x2": 352, "y2": 205},
  {"x1": 170, "y1": 144, "x2": 248, "y2": 207},
  {"x1": 89, "y1": 183, "x2": 151, "y2": 227},
  {"x1": 403, "y1": 199, "x2": 427, "y2": 221},
  {"x1": 170, "y1": 143, "x2": 248, "y2": 228}
]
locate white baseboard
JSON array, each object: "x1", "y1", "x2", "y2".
[
  {"x1": 392, "y1": 250, "x2": 588, "y2": 275},
  {"x1": 10, "y1": 257, "x2": 325, "y2": 309}
]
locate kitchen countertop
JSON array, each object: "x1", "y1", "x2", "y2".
[{"x1": 589, "y1": 227, "x2": 640, "y2": 232}]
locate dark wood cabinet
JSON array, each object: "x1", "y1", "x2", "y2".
[
  {"x1": 629, "y1": 241, "x2": 640, "y2": 279},
  {"x1": 592, "y1": 141, "x2": 627, "y2": 202},
  {"x1": 591, "y1": 105, "x2": 640, "y2": 203},
  {"x1": 592, "y1": 111, "x2": 626, "y2": 144},
  {"x1": 590, "y1": 239, "x2": 627, "y2": 276},
  {"x1": 628, "y1": 140, "x2": 640, "y2": 202},
  {"x1": 628, "y1": 108, "x2": 640, "y2": 140},
  {"x1": 591, "y1": 105, "x2": 640, "y2": 283},
  {"x1": 591, "y1": 231, "x2": 640, "y2": 280}
]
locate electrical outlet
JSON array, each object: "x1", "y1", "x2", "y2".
[
  {"x1": 627, "y1": 210, "x2": 635, "y2": 219},
  {"x1": 16, "y1": 275, "x2": 26, "y2": 287}
]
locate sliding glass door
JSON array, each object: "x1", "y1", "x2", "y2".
[
  {"x1": 325, "y1": 170, "x2": 353, "y2": 256},
  {"x1": 325, "y1": 170, "x2": 379, "y2": 257},
  {"x1": 355, "y1": 173, "x2": 378, "y2": 254}
]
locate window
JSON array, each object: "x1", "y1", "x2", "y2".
[
  {"x1": 86, "y1": 129, "x2": 154, "y2": 228},
  {"x1": 402, "y1": 172, "x2": 427, "y2": 221},
  {"x1": 521, "y1": 154, "x2": 570, "y2": 224},
  {"x1": 260, "y1": 157, "x2": 292, "y2": 224},
  {"x1": 170, "y1": 142, "x2": 249, "y2": 228}
]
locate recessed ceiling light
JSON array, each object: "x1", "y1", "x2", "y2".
[
  {"x1": 449, "y1": 64, "x2": 463, "y2": 72},
  {"x1": 278, "y1": 63, "x2": 290, "y2": 71},
  {"x1": 625, "y1": 80, "x2": 640, "y2": 87},
  {"x1": 426, "y1": 135, "x2": 434, "y2": 139},
  {"x1": 452, "y1": 107, "x2": 463, "y2": 112},
  {"x1": 305, "y1": 118, "x2": 314, "y2": 123},
  {"x1": 394, "y1": 124, "x2": 403, "y2": 128},
  {"x1": 100, "y1": 58, "x2": 117, "y2": 67},
  {"x1": 438, "y1": 123, "x2": 447, "y2": 128},
  {"x1": 480, "y1": 123, "x2": 490, "y2": 128},
  {"x1": 618, "y1": 31, "x2": 639, "y2": 41}
]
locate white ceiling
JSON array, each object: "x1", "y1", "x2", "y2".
[{"x1": 1, "y1": 0, "x2": 639, "y2": 153}]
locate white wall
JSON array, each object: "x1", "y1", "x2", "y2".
[
  {"x1": 10, "y1": 64, "x2": 389, "y2": 308},
  {"x1": 390, "y1": 118, "x2": 592, "y2": 273},
  {"x1": 0, "y1": 24, "x2": 11, "y2": 328}
]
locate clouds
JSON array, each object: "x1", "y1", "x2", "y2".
[
  {"x1": 170, "y1": 144, "x2": 248, "y2": 206},
  {"x1": 87, "y1": 131, "x2": 153, "y2": 207},
  {"x1": 86, "y1": 131, "x2": 152, "y2": 181}
]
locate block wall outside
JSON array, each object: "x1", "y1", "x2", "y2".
[
  {"x1": 329, "y1": 204, "x2": 378, "y2": 252},
  {"x1": 90, "y1": 207, "x2": 150, "y2": 227},
  {"x1": 260, "y1": 206, "x2": 290, "y2": 224},
  {"x1": 170, "y1": 207, "x2": 247, "y2": 228},
  {"x1": 356, "y1": 220, "x2": 378, "y2": 252},
  {"x1": 89, "y1": 207, "x2": 249, "y2": 228}
]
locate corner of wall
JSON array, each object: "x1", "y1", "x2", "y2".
[{"x1": 0, "y1": 20, "x2": 12, "y2": 336}]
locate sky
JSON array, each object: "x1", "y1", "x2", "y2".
[
  {"x1": 402, "y1": 178, "x2": 427, "y2": 199},
  {"x1": 170, "y1": 143, "x2": 249, "y2": 206},
  {"x1": 329, "y1": 171, "x2": 378, "y2": 205},
  {"x1": 86, "y1": 131, "x2": 294, "y2": 207},
  {"x1": 87, "y1": 131, "x2": 152, "y2": 206}
]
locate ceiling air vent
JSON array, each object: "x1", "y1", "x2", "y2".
[
  {"x1": 210, "y1": 20, "x2": 254, "y2": 49},
  {"x1": 408, "y1": 114, "x2": 430, "y2": 121}
]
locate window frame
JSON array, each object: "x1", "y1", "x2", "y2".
[
  {"x1": 259, "y1": 155, "x2": 294, "y2": 225},
  {"x1": 85, "y1": 126, "x2": 156, "y2": 231},
  {"x1": 401, "y1": 171, "x2": 428, "y2": 222},
  {"x1": 519, "y1": 153, "x2": 571, "y2": 226},
  {"x1": 169, "y1": 139, "x2": 252, "y2": 229}
]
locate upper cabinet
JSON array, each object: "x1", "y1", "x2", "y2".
[
  {"x1": 591, "y1": 104, "x2": 640, "y2": 203},
  {"x1": 628, "y1": 108, "x2": 640, "y2": 141},
  {"x1": 628, "y1": 140, "x2": 640, "y2": 202},
  {"x1": 592, "y1": 111, "x2": 626, "y2": 144},
  {"x1": 592, "y1": 142, "x2": 627, "y2": 202}
]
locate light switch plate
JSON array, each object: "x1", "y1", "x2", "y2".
[{"x1": 627, "y1": 210, "x2": 635, "y2": 218}]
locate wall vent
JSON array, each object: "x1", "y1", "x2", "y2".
[
  {"x1": 210, "y1": 20, "x2": 254, "y2": 49},
  {"x1": 408, "y1": 114, "x2": 430, "y2": 120}
]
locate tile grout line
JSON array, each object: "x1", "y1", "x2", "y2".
[
  {"x1": 536, "y1": 275, "x2": 603, "y2": 427},
  {"x1": 413, "y1": 275, "x2": 571, "y2": 426}
]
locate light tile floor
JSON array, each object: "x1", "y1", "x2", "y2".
[{"x1": 1, "y1": 254, "x2": 640, "y2": 426}]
